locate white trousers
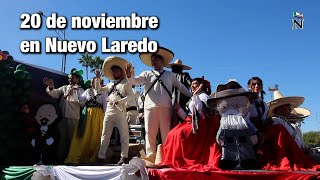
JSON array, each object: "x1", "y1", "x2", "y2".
[
  {"x1": 144, "y1": 107, "x2": 171, "y2": 159},
  {"x1": 98, "y1": 112, "x2": 129, "y2": 159}
]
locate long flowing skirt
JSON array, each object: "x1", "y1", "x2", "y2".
[
  {"x1": 65, "y1": 107, "x2": 104, "y2": 164},
  {"x1": 162, "y1": 115, "x2": 320, "y2": 171},
  {"x1": 258, "y1": 124, "x2": 320, "y2": 170},
  {"x1": 161, "y1": 115, "x2": 222, "y2": 172}
]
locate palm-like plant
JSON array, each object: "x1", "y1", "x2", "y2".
[
  {"x1": 78, "y1": 52, "x2": 93, "y2": 80},
  {"x1": 90, "y1": 56, "x2": 104, "y2": 73}
]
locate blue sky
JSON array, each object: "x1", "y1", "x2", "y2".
[{"x1": 1, "y1": 0, "x2": 319, "y2": 132}]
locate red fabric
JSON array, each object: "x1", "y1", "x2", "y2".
[
  {"x1": 148, "y1": 168, "x2": 320, "y2": 180},
  {"x1": 258, "y1": 124, "x2": 320, "y2": 171},
  {"x1": 161, "y1": 115, "x2": 222, "y2": 172},
  {"x1": 160, "y1": 115, "x2": 320, "y2": 173}
]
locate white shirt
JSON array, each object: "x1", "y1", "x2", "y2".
[
  {"x1": 177, "y1": 92, "x2": 209, "y2": 119},
  {"x1": 137, "y1": 92, "x2": 144, "y2": 111},
  {"x1": 80, "y1": 88, "x2": 98, "y2": 102},
  {"x1": 46, "y1": 84, "x2": 84, "y2": 120},
  {"x1": 127, "y1": 70, "x2": 192, "y2": 110},
  {"x1": 125, "y1": 88, "x2": 140, "y2": 108},
  {"x1": 99, "y1": 79, "x2": 133, "y2": 115}
]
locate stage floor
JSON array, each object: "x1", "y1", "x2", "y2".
[
  {"x1": 2, "y1": 165, "x2": 320, "y2": 180},
  {"x1": 148, "y1": 168, "x2": 320, "y2": 180}
]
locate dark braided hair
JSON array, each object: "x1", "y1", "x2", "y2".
[
  {"x1": 193, "y1": 77, "x2": 211, "y2": 95},
  {"x1": 247, "y1": 77, "x2": 266, "y2": 101}
]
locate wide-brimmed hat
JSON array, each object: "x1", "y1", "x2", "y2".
[
  {"x1": 207, "y1": 81, "x2": 257, "y2": 108},
  {"x1": 268, "y1": 90, "x2": 308, "y2": 120},
  {"x1": 167, "y1": 59, "x2": 192, "y2": 70},
  {"x1": 139, "y1": 47, "x2": 174, "y2": 67},
  {"x1": 102, "y1": 56, "x2": 132, "y2": 80},
  {"x1": 288, "y1": 107, "x2": 311, "y2": 120}
]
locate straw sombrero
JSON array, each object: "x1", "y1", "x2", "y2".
[
  {"x1": 207, "y1": 81, "x2": 257, "y2": 108},
  {"x1": 267, "y1": 90, "x2": 305, "y2": 118},
  {"x1": 102, "y1": 56, "x2": 132, "y2": 80},
  {"x1": 139, "y1": 47, "x2": 174, "y2": 67},
  {"x1": 288, "y1": 107, "x2": 311, "y2": 121},
  {"x1": 167, "y1": 59, "x2": 192, "y2": 70}
]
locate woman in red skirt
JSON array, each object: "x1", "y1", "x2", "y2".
[{"x1": 161, "y1": 77, "x2": 222, "y2": 172}]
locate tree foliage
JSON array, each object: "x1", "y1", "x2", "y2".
[
  {"x1": 303, "y1": 131, "x2": 320, "y2": 147},
  {"x1": 78, "y1": 52, "x2": 93, "y2": 80},
  {"x1": 78, "y1": 53, "x2": 104, "y2": 80},
  {"x1": 90, "y1": 56, "x2": 104, "y2": 73}
]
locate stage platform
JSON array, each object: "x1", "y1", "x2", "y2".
[
  {"x1": 1, "y1": 144, "x2": 320, "y2": 180},
  {"x1": 2, "y1": 164, "x2": 320, "y2": 180},
  {"x1": 148, "y1": 168, "x2": 320, "y2": 180}
]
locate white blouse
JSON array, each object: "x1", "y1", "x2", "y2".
[
  {"x1": 127, "y1": 70, "x2": 192, "y2": 110},
  {"x1": 177, "y1": 92, "x2": 209, "y2": 120},
  {"x1": 79, "y1": 88, "x2": 98, "y2": 102}
]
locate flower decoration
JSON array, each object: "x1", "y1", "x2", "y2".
[
  {"x1": 201, "y1": 76, "x2": 211, "y2": 88},
  {"x1": 20, "y1": 104, "x2": 30, "y2": 114},
  {"x1": 0, "y1": 51, "x2": 8, "y2": 61}
]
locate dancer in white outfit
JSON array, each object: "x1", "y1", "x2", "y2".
[{"x1": 125, "y1": 47, "x2": 192, "y2": 163}]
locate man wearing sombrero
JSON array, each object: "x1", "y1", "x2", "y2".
[
  {"x1": 267, "y1": 88, "x2": 310, "y2": 148},
  {"x1": 43, "y1": 69, "x2": 85, "y2": 163},
  {"x1": 167, "y1": 59, "x2": 192, "y2": 127},
  {"x1": 97, "y1": 56, "x2": 134, "y2": 165},
  {"x1": 125, "y1": 47, "x2": 192, "y2": 163},
  {"x1": 289, "y1": 107, "x2": 310, "y2": 147},
  {"x1": 256, "y1": 88, "x2": 320, "y2": 170}
]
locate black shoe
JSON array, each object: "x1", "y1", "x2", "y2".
[{"x1": 117, "y1": 157, "x2": 128, "y2": 165}]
